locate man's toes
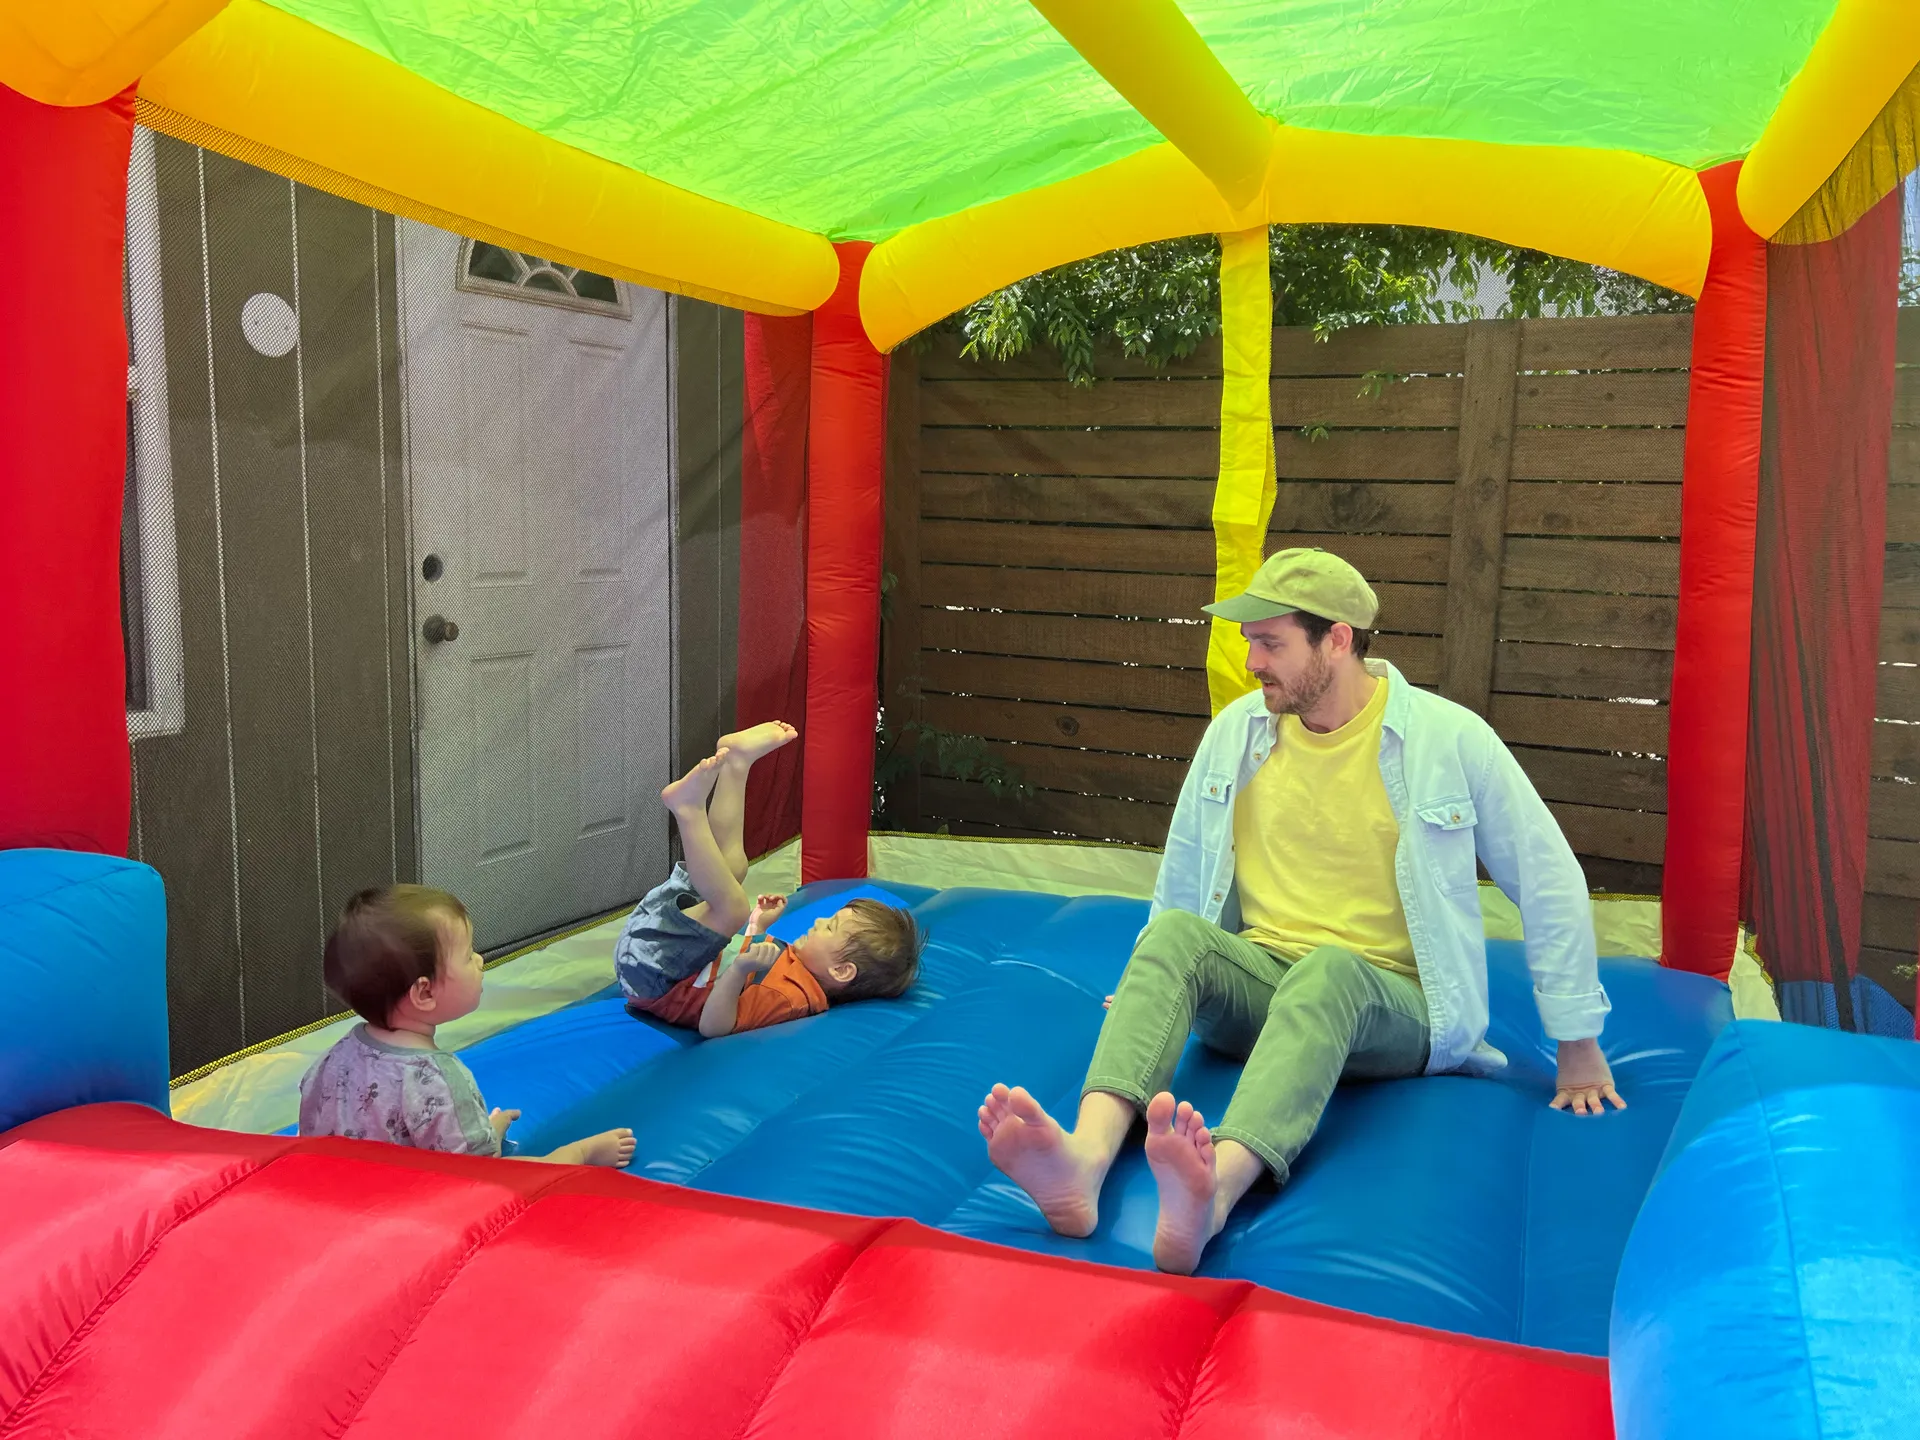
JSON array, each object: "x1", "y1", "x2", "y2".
[
  {"x1": 1007, "y1": 1086, "x2": 1047, "y2": 1124},
  {"x1": 1146, "y1": 1092, "x2": 1176, "y2": 1131}
]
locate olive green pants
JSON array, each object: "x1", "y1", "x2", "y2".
[{"x1": 1082, "y1": 909, "x2": 1430, "y2": 1182}]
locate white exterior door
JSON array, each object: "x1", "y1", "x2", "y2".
[{"x1": 398, "y1": 222, "x2": 672, "y2": 949}]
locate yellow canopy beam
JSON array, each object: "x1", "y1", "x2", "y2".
[
  {"x1": 0, "y1": 0, "x2": 228, "y2": 107},
  {"x1": 863, "y1": 130, "x2": 1710, "y2": 352},
  {"x1": 1028, "y1": 0, "x2": 1273, "y2": 214},
  {"x1": 138, "y1": 0, "x2": 838, "y2": 315},
  {"x1": 1739, "y1": 0, "x2": 1920, "y2": 239}
]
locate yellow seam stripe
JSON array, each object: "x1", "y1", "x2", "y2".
[
  {"x1": 1207, "y1": 226, "x2": 1276, "y2": 715},
  {"x1": 1739, "y1": 0, "x2": 1920, "y2": 240},
  {"x1": 1028, "y1": 0, "x2": 1272, "y2": 212},
  {"x1": 140, "y1": 0, "x2": 837, "y2": 316},
  {"x1": 863, "y1": 132, "x2": 1709, "y2": 352},
  {"x1": 0, "y1": 0, "x2": 228, "y2": 107}
]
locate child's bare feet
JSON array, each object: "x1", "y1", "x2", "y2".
[
  {"x1": 979, "y1": 1084, "x2": 1105, "y2": 1238},
  {"x1": 718, "y1": 722, "x2": 798, "y2": 764},
  {"x1": 1144, "y1": 1092, "x2": 1217, "y2": 1275},
  {"x1": 661, "y1": 752, "x2": 726, "y2": 813},
  {"x1": 578, "y1": 1128, "x2": 636, "y2": 1168}
]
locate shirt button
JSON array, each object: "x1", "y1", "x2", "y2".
[
  {"x1": 1451, "y1": 811, "x2": 1461, "y2": 823},
  {"x1": 1212, "y1": 892, "x2": 1223, "y2": 902}
]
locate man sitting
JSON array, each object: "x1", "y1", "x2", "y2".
[{"x1": 978, "y1": 548, "x2": 1623, "y2": 1274}]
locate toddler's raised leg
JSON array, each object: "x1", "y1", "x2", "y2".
[
  {"x1": 661, "y1": 754, "x2": 750, "y2": 934},
  {"x1": 710, "y1": 722, "x2": 798, "y2": 882}
]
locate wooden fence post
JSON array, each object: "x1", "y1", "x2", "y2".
[
  {"x1": 881, "y1": 347, "x2": 923, "y2": 830},
  {"x1": 1440, "y1": 318, "x2": 1522, "y2": 713}
]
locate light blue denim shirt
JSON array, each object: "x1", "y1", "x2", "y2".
[{"x1": 1148, "y1": 661, "x2": 1610, "y2": 1076}]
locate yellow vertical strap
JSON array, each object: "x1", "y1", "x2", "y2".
[{"x1": 1207, "y1": 225, "x2": 1277, "y2": 714}]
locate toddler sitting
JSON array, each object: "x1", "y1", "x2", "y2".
[
  {"x1": 299, "y1": 885, "x2": 635, "y2": 1166},
  {"x1": 616, "y1": 722, "x2": 922, "y2": 1037}
]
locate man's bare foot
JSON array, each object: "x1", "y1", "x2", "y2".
[
  {"x1": 718, "y1": 722, "x2": 797, "y2": 764},
  {"x1": 979, "y1": 1084, "x2": 1104, "y2": 1238},
  {"x1": 1144, "y1": 1092, "x2": 1218, "y2": 1275},
  {"x1": 578, "y1": 1128, "x2": 636, "y2": 1167},
  {"x1": 661, "y1": 752, "x2": 726, "y2": 813}
]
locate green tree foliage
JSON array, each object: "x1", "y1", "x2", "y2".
[{"x1": 940, "y1": 225, "x2": 1694, "y2": 385}]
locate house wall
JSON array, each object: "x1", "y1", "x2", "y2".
[{"x1": 131, "y1": 135, "x2": 416, "y2": 1079}]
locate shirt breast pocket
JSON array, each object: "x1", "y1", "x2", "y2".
[{"x1": 1415, "y1": 795, "x2": 1480, "y2": 895}]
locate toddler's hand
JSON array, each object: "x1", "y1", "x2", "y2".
[
  {"x1": 489, "y1": 1107, "x2": 520, "y2": 1141},
  {"x1": 748, "y1": 893, "x2": 788, "y2": 929},
  {"x1": 737, "y1": 939, "x2": 781, "y2": 980}
]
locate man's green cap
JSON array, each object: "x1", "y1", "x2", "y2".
[{"x1": 1202, "y1": 547, "x2": 1380, "y2": 628}]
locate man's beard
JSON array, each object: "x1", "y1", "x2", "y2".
[{"x1": 1258, "y1": 646, "x2": 1333, "y2": 716}]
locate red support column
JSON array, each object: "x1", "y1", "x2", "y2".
[
  {"x1": 737, "y1": 312, "x2": 813, "y2": 861},
  {"x1": 800, "y1": 244, "x2": 887, "y2": 881},
  {"x1": 0, "y1": 83, "x2": 136, "y2": 854},
  {"x1": 1661, "y1": 162, "x2": 1768, "y2": 975}
]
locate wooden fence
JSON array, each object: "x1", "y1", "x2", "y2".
[{"x1": 881, "y1": 313, "x2": 1920, "y2": 993}]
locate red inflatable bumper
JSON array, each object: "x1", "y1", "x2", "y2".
[{"x1": 0, "y1": 1106, "x2": 1610, "y2": 1438}]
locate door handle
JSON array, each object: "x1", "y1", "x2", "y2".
[{"x1": 422, "y1": 615, "x2": 460, "y2": 644}]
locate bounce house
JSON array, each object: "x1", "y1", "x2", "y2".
[{"x1": 4, "y1": 3, "x2": 1920, "y2": 1436}]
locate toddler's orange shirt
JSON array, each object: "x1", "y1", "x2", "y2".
[{"x1": 629, "y1": 945, "x2": 829, "y2": 1032}]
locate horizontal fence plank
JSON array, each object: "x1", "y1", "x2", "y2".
[
  {"x1": 1862, "y1": 889, "x2": 1917, "y2": 950},
  {"x1": 923, "y1": 608, "x2": 1209, "y2": 670},
  {"x1": 1879, "y1": 662, "x2": 1920, "y2": 721},
  {"x1": 1886, "y1": 549, "x2": 1920, "y2": 608},
  {"x1": 920, "y1": 565, "x2": 1443, "y2": 634},
  {"x1": 1518, "y1": 314, "x2": 1693, "y2": 372},
  {"x1": 968, "y1": 742, "x2": 1189, "y2": 806},
  {"x1": 919, "y1": 475, "x2": 1458, "y2": 535},
  {"x1": 1509, "y1": 427, "x2": 1686, "y2": 482},
  {"x1": 918, "y1": 336, "x2": 1221, "y2": 381},
  {"x1": 922, "y1": 651, "x2": 1212, "y2": 715},
  {"x1": 1514, "y1": 371, "x2": 1690, "y2": 427},
  {"x1": 1874, "y1": 719, "x2": 1920, "y2": 779},
  {"x1": 922, "y1": 521, "x2": 1452, "y2": 582},
  {"x1": 1889, "y1": 487, "x2": 1920, "y2": 545},
  {"x1": 1493, "y1": 641, "x2": 1674, "y2": 702},
  {"x1": 1892, "y1": 431, "x2": 1920, "y2": 485},
  {"x1": 1272, "y1": 374, "x2": 1461, "y2": 427},
  {"x1": 1489, "y1": 694, "x2": 1670, "y2": 755},
  {"x1": 1882, "y1": 608, "x2": 1920, "y2": 663},
  {"x1": 923, "y1": 378, "x2": 1219, "y2": 428},
  {"x1": 920, "y1": 776, "x2": 1173, "y2": 848},
  {"x1": 921, "y1": 693, "x2": 1207, "y2": 759},
  {"x1": 1550, "y1": 802, "x2": 1668, "y2": 865},
  {"x1": 1514, "y1": 746, "x2": 1668, "y2": 813},
  {"x1": 1869, "y1": 836, "x2": 1920, "y2": 900},
  {"x1": 1502, "y1": 537, "x2": 1681, "y2": 595},
  {"x1": 1272, "y1": 323, "x2": 1468, "y2": 377},
  {"x1": 1274, "y1": 428, "x2": 1460, "y2": 481},
  {"x1": 1496, "y1": 590, "x2": 1678, "y2": 650},
  {"x1": 1869, "y1": 778, "x2": 1920, "y2": 842},
  {"x1": 923, "y1": 427, "x2": 1219, "y2": 478},
  {"x1": 1503, "y1": 482, "x2": 1683, "y2": 538}
]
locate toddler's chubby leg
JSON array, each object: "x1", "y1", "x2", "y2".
[
  {"x1": 660, "y1": 753, "x2": 750, "y2": 935},
  {"x1": 709, "y1": 722, "x2": 797, "y2": 881},
  {"x1": 533, "y1": 1127, "x2": 636, "y2": 1168}
]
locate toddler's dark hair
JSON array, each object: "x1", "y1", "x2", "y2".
[
  {"x1": 836, "y1": 899, "x2": 924, "y2": 1001},
  {"x1": 323, "y1": 885, "x2": 470, "y2": 1026}
]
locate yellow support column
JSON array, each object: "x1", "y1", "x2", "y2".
[{"x1": 1206, "y1": 225, "x2": 1277, "y2": 714}]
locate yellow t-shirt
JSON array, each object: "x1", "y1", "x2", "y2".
[{"x1": 1232, "y1": 673, "x2": 1418, "y2": 979}]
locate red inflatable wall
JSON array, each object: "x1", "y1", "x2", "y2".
[
  {"x1": 0, "y1": 84, "x2": 135, "y2": 855},
  {"x1": 800, "y1": 244, "x2": 888, "y2": 882},
  {"x1": 0, "y1": 1104, "x2": 1615, "y2": 1440},
  {"x1": 738, "y1": 312, "x2": 813, "y2": 860},
  {"x1": 1662, "y1": 162, "x2": 1768, "y2": 975}
]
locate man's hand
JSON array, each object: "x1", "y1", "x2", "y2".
[
  {"x1": 747, "y1": 893, "x2": 787, "y2": 933},
  {"x1": 736, "y1": 939, "x2": 781, "y2": 981},
  {"x1": 1551, "y1": 1038, "x2": 1625, "y2": 1115}
]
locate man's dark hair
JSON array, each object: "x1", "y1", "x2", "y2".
[
  {"x1": 323, "y1": 885, "x2": 470, "y2": 1025},
  {"x1": 835, "y1": 898, "x2": 925, "y2": 1001},
  {"x1": 1295, "y1": 610, "x2": 1373, "y2": 660}
]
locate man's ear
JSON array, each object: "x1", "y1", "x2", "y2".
[
  {"x1": 828, "y1": 959, "x2": 858, "y2": 986},
  {"x1": 1331, "y1": 621, "x2": 1354, "y2": 655}
]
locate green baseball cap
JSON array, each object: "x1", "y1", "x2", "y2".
[{"x1": 1202, "y1": 547, "x2": 1380, "y2": 627}]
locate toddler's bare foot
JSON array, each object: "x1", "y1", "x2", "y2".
[
  {"x1": 718, "y1": 722, "x2": 798, "y2": 765},
  {"x1": 661, "y1": 752, "x2": 726, "y2": 813},
  {"x1": 578, "y1": 1128, "x2": 636, "y2": 1168},
  {"x1": 1144, "y1": 1092, "x2": 1218, "y2": 1275},
  {"x1": 979, "y1": 1084, "x2": 1104, "y2": 1238}
]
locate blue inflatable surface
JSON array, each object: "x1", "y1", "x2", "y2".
[
  {"x1": 1612, "y1": 1019, "x2": 1920, "y2": 1438},
  {"x1": 0, "y1": 848, "x2": 170, "y2": 1133},
  {"x1": 452, "y1": 881, "x2": 1731, "y2": 1354}
]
